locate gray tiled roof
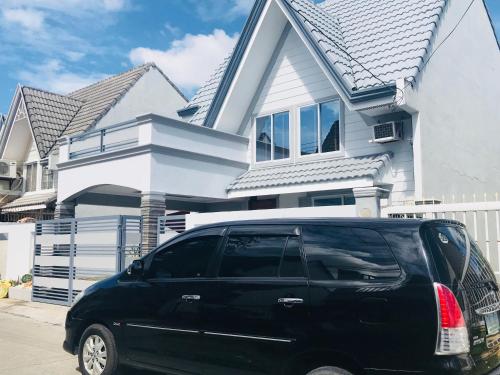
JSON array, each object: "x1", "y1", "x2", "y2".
[
  {"x1": 17, "y1": 64, "x2": 172, "y2": 158},
  {"x1": 227, "y1": 153, "x2": 392, "y2": 192},
  {"x1": 312, "y1": 0, "x2": 445, "y2": 89},
  {"x1": 2, "y1": 192, "x2": 57, "y2": 211},
  {"x1": 22, "y1": 87, "x2": 82, "y2": 158},
  {"x1": 183, "y1": 55, "x2": 231, "y2": 125},
  {"x1": 64, "y1": 63, "x2": 157, "y2": 135},
  {"x1": 185, "y1": 0, "x2": 444, "y2": 124}
]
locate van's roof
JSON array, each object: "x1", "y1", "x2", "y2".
[{"x1": 190, "y1": 218, "x2": 464, "y2": 231}]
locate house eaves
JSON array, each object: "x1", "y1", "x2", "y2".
[{"x1": 200, "y1": 0, "x2": 397, "y2": 129}]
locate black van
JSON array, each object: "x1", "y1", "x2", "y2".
[{"x1": 63, "y1": 218, "x2": 500, "y2": 375}]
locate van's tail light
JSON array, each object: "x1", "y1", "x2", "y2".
[{"x1": 434, "y1": 283, "x2": 470, "y2": 355}]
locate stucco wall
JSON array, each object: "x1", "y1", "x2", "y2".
[
  {"x1": 96, "y1": 68, "x2": 187, "y2": 129},
  {"x1": 407, "y1": 0, "x2": 500, "y2": 200},
  {"x1": 0, "y1": 223, "x2": 35, "y2": 280}
]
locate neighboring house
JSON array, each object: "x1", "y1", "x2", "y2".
[
  {"x1": 0, "y1": 63, "x2": 188, "y2": 221},
  {"x1": 47, "y1": 0, "x2": 499, "y2": 252}
]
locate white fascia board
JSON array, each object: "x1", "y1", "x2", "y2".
[
  {"x1": 227, "y1": 177, "x2": 374, "y2": 199},
  {"x1": 0, "y1": 86, "x2": 23, "y2": 159},
  {"x1": 212, "y1": 0, "x2": 274, "y2": 130}
]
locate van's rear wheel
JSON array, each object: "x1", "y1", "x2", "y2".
[
  {"x1": 78, "y1": 324, "x2": 118, "y2": 375},
  {"x1": 306, "y1": 367, "x2": 353, "y2": 375}
]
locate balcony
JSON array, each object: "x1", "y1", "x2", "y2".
[{"x1": 56, "y1": 114, "x2": 250, "y2": 203}]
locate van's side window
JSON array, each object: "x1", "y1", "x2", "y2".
[
  {"x1": 302, "y1": 226, "x2": 400, "y2": 281},
  {"x1": 148, "y1": 236, "x2": 221, "y2": 279},
  {"x1": 219, "y1": 236, "x2": 287, "y2": 278},
  {"x1": 280, "y1": 237, "x2": 305, "y2": 278}
]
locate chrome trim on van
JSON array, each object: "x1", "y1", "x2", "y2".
[
  {"x1": 126, "y1": 323, "x2": 199, "y2": 334},
  {"x1": 204, "y1": 331, "x2": 293, "y2": 343}
]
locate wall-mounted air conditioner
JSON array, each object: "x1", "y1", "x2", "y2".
[
  {"x1": 371, "y1": 121, "x2": 403, "y2": 143},
  {"x1": 0, "y1": 160, "x2": 17, "y2": 179}
]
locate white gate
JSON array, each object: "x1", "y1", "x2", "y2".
[
  {"x1": 33, "y1": 216, "x2": 142, "y2": 305},
  {"x1": 382, "y1": 201, "x2": 500, "y2": 277}
]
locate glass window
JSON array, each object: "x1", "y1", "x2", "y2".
[
  {"x1": 219, "y1": 235, "x2": 287, "y2": 278},
  {"x1": 302, "y1": 226, "x2": 401, "y2": 281},
  {"x1": 41, "y1": 165, "x2": 54, "y2": 190},
  {"x1": 25, "y1": 163, "x2": 37, "y2": 192},
  {"x1": 300, "y1": 105, "x2": 318, "y2": 155},
  {"x1": 255, "y1": 112, "x2": 289, "y2": 162},
  {"x1": 320, "y1": 101, "x2": 340, "y2": 153},
  {"x1": 280, "y1": 237, "x2": 305, "y2": 278},
  {"x1": 300, "y1": 100, "x2": 341, "y2": 156},
  {"x1": 314, "y1": 195, "x2": 356, "y2": 207},
  {"x1": 148, "y1": 236, "x2": 221, "y2": 279},
  {"x1": 256, "y1": 116, "x2": 272, "y2": 162},
  {"x1": 273, "y1": 112, "x2": 289, "y2": 160}
]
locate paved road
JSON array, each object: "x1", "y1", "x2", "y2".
[{"x1": 0, "y1": 308, "x2": 157, "y2": 375}]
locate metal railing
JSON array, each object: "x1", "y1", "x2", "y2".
[{"x1": 68, "y1": 120, "x2": 139, "y2": 160}]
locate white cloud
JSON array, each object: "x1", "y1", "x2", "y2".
[
  {"x1": 18, "y1": 60, "x2": 109, "y2": 94},
  {"x1": 129, "y1": 29, "x2": 238, "y2": 93},
  {"x1": 188, "y1": 0, "x2": 253, "y2": 22},
  {"x1": 2, "y1": 8, "x2": 45, "y2": 31},
  {"x1": 163, "y1": 22, "x2": 182, "y2": 37}
]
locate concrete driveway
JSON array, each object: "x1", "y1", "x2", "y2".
[{"x1": 0, "y1": 299, "x2": 156, "y2": 375}]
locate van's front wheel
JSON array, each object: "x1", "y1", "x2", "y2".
[
  {"x1": 306, "y1": 367, "x2": 354, "y2": 375},
  {"x1": 78, "y1": 324, "x2": 118, "y2": 375}
]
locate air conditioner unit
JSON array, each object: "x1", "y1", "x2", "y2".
[
  {"x1": 372, "y1": 121, "x2": 403, "y2": 143},
  {"x1": 0, "y1": 160, "x2": 17, "y2": 179}
]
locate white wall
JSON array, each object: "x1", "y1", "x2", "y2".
[
  {"x1": 96, "y1": 68, "x2": 187, "y2": 129},
  {"x1": 253, "y1": 28, "x2": 336, "y2": 115},
  {"x1": 75, "y1": 205, "x2": 140, "y2": 217},
  {"x1": 186, "y1": 205, "x2": 357, "y2": 229},
  {"x1": 407, "y1": 0, "x2": 500, "y2": 199},
  {"x1": 0, "y1": 223, "x2": 35, "y2": 280}
]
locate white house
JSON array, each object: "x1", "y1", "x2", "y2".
[
  {"x1": 25, "y1": 0, "x2": 500, "y2": 252},
  {"x1": 0, "y1": 63, "x2": 188, "y2": 221}
]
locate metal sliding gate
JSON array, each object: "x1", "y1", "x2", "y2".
[
  {"x1": 157, "y1": 214, "x2": 186, "y2": 245},
  {"x1": 32, "y1": 216, "x2": 142, "y2": 306}
]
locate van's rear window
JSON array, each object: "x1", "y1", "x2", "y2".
[{"x1": 423, "y1": 225, "x2": 469, "y2": 280}]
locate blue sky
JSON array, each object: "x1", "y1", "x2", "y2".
[{"x1": 0, "y1": 0, "x2": 498, "y2": 115}]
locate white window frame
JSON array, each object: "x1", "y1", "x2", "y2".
[
  {"x1": 298, "y1": 98, "x2": 344, "y2": 160},
  {"x1": 254, "y1": 111, "x2": 291, "y2": 164},
  {"x1": 24, "y1": 162, "x2": 38, "y2": 193}
]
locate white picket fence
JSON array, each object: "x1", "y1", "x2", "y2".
[{"x1": 382, "y1": 201, "x2": 500, "y2": 276}]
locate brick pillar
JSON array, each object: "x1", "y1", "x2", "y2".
[
  {"x1": 353, "y1": 187, "x2": 390, "y2": 218},
  {"x1": 140, "y1": 192, "x2": 166, "y2": 254},
  {"x1": 54, "y1": 201, "x2": 75, "y2": 219}
]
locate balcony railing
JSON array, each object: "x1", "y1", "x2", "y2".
[{"x1": 68, "y1": 120, "x2": 139, "y2": 160}]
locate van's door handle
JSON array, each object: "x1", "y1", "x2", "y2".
[
  {"x1": 278, "y1": 298, "x2": 303, "y2": 307},
  {"x1": 182, "y1": 295, "x2": 201, "y2": 302}
]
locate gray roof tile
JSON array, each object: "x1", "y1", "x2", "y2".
[
  {"x1": 227, "y1": 153, "x2": 392, "y2": 192},
  {"x1": 185, "y1": 0, "x2": 445, "y2": 124},
  {"x1": 64, "y1": 63, "x2": 156, "y2": 135},
  {"x1": 17, "y1": 63, "x2": 180, "y2": 157},
  {"x1": 22, "y1": 87, "x2": 82, "y2": 158},
  {"x1": 2, "y1": 191, "x2": 57, "y2": 211}
]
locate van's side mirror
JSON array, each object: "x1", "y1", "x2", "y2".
[{"x1": 127, "y1": 259, "x2": 144, "y2": 277}]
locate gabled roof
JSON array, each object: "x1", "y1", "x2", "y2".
[
  {"x1": 65, "y1": 63, "x2": 187, "y2": 135},
  {"x1": 4, "y1": 63, "x2": 183, "y2": 158},
  {"x1": 185, "y1": 0, "x2": 445, "y2": 127},
  {"x1": 227, "y1": 152, "x2": 392, "y2": 192},
  {"x1": 22, "y1": 87, "x2": 82, "y2": 158}
]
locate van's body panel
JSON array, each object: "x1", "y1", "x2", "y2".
[{"x1": 64, "y1": 218, "x2": 500, "y2": 375}]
